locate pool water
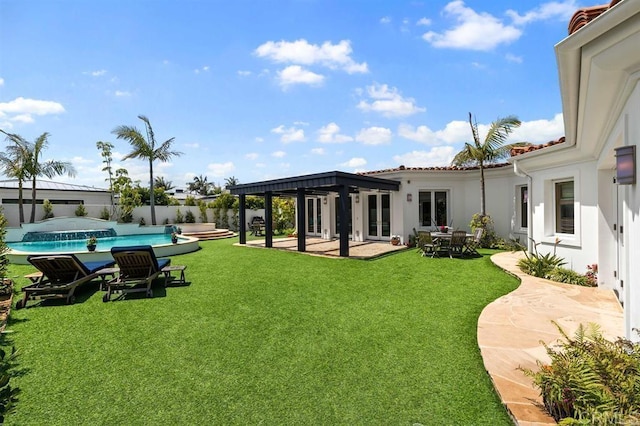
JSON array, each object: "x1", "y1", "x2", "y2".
[{"x1": 8, "y1": 234, "x2": 175, "y2": 253}]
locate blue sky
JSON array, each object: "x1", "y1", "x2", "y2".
[{"x1": 1, "y1": 0, "x2": 581, "y2": 190}]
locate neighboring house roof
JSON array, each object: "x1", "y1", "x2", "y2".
[
  {"x1": 568, "y1": 0, "x2": 623, "y2": 34},
  {"x1": 359, "y1": 162, "x2": 512, "y2": 176},
  {"x1": 0, "y1": 180, "x2": 109, "y2": 192}
]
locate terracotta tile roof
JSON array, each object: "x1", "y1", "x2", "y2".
[
  {"x1": 359, "y1": 162, "x2": 512, "y2": 176},
  {"x1": 568, "y1": 0, "x2": 622, "y2": 34},
  {"x1": 510, "y1": 137, "x2": 566, "y2": 156}
]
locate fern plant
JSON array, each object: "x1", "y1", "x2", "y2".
[{"x1": 520, "y1": 322, "x2": 640, "y2": 424}]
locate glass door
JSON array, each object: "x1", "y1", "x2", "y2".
[
  {"x1": 306, "y1": 198, "x2": 322, "y2": 236},
  {"x1": 367, "y1": 193, "x2": 391, "y2": 240}
]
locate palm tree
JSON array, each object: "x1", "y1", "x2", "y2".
[
  {"x1": 188, "y1": 174, "x2": 210, "y2": 196},
  {"x1": 25, "y1": 132, "x2": 76, "y2": 223},
  {"x1": 154, "y1": 176, "x2": 174, "y2": 192},
  {"x1": 224, "y1": 176, "x2": 239, "y2": 189},
  {"x1": 451, "y1": 113, "x2": 526, "y2": 216},
  {"x1": 0, "y1": 130, "x2": 31, "y2": 223},
  {"x1": 112, "y1": 115, "x2": 182, "y2": 225}
]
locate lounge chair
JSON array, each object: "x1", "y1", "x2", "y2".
[
  {"x1": 447, "y1": 230, "x2": 468, "y2": 258},
  {"x1": 18, "y1": 254, "x2": 116, "y2": 309},
  {"x1": 417, "y1": 231, "x2": 440, "y2": 258},
  {"x1": 104, "y1": 245, "x2": 171, "y2": 302}
]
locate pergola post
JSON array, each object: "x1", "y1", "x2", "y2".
[
  {"x1": 264, "y1": 191, "x2": 273, "y2": 248},
  {"x1": 238, "y1": 194, "x2": 246, "y2": 244},
  {"x1": 338, "y1": 185, "x2": 349, "y2": 257},
  {"x1": 296, "y1": 188, "x2": 306, "y2": 252}
]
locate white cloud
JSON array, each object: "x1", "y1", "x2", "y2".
[
  {"x1": 505, "y1": 53, "x2": 523, "y2": 63},
  {"x1": 271, "y1": 125, "x2": 306, "y2": 143},
  {"x1": 422, "y1": 1, "x2": 521, "y2": 51},
  {"x1": 255, "y1": 137, "x2": 264, "y2": 143},
  {"x1": 341, "y1": 157, "x2": 367, "y2": 168},
  {"x1": 417, "y1": 17, "x2": 432, "y2": 26},
  {"x1": 255, "y1": 39, "x2": 368, "y2": 74},
  {"x1": 194, "y1": 65, "x2": 210, "y2": 74},
  {"x1": 357, "y1": 83, "x2": 425, "y2": 117},
  {"x1": 114, "y1": 90, "x2": 131, "y2": 97},
  {"x1": 184, "y1": 142, "x2": 200, "y2": 148},
  {"x1": 506, "y1": 1, "x2": 578, "y2": 26},
  {"x1": 207, "y1": 161, "x2": 235, "y2": 177},
  {"x1": 511, "y1": 113, "x2": 564, "y2": 143},
  {"x1": 0, "y1": 77, "x2": 4, "y2": 86},
  {"x1": 393, "y1": 147, "x2": 457, "y2": 167},
  {"x1": 237, "y1": 70, "x2": 252, "y2": 76},
  {"x1": 245, "y1": 152, "x2": 259, "y2": 160},
  {"x1": 380, "y1": 16, "x2": 391, "y2": 24},
  {"x1": 317, "y1": 122, "x2": 353, "y2": 143},
  {"x1": 355, "y1": 127, "x2": 392, "y2": 145},
  {"x1": 311, "y1": 148, "x2": 325, "y2": 155},
  {"x1": 272, "y1": 151, "x2": 286, "y2": 158},
  {"x1": 398, "y1": 120, "x2": 469, "y2": 145},
  {"x1": 0, "y1": 97, "x2": 65, "y2": 125},
  {"x1": 277, "y1": 65, "x2": 325, "y2": 88}
]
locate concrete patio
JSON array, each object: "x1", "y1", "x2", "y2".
[{"x1": 239, "y1": 237, "x2": 408, "y2": 259}]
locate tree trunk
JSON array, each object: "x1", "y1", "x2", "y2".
[
  {"x1": 18, "y1": 181, "x2": 24, "y2": 224},
  {"x1": 149, "y1": 159, "x2": 156, "y2": 225},
  {"x1": 29, "y1": 176, "x2": 37, "y2": 223},
  {"x1": 479, "y1": 161, "x2": 486, "y2": 217}
]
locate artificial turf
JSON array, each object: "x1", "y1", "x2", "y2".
[{"x1": 3, "y1": 239, "x2": 519, "y2": 425}]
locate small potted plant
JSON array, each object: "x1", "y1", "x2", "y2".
[
  {"x1": 439, "y1": 225, "x2": 448, "y2": 233},
  {"x1": 86, "y1": 235, "x2": 98, "y2": 252},
  {"x1": 390, "y1": 235, "x2": 401, "y2": 246},
  {"x1": 171, "y1": 232, "x2": 178, "y2": 244}
]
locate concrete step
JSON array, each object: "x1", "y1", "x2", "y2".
[{"x1": 181, "y1": 229, "x2": 236, "y2": 241}]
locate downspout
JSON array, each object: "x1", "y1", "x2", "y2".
[{"x1": 513, "y1": 160, "x2": 533, "y2": 253}]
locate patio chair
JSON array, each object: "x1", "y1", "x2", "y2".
[
  {"x1": 463, "y1": 228, "x2": 484, "y2": 257},
  {"x1": 447, "y1": 230, "x2": 468, "y2": 258},
  {"x1": 104, "y1": 245, "x2": 171, "y2": 302},
  {"x1": 18, "y1": 254, "x2": 116, "y2": 309},
  {"x1": 417, "y1": 231, "x2": 440, "y2": 258}
]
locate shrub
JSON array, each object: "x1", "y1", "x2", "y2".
[
  {"x1": 469, "y1": 213, "x2": 498, "y2": 248},
  {"x1": 175, "y1": 209, "x2": 184, "y2": 224},
  {"x1": 517, "y1": 238, "x2": 566, "y2": 278},
  {"x1": 184, "y1": 196, "x2": 196, "y2": 206},
  {"x1": 547, "y1": 268, "x2": 595, "y2": 287},
  {"x1": 99, "y1": 206, "x2": 110, "y2": 220},
  {"x1": 185, "y1": 210, "x2": 196, "y2": 223},
  {"x1": 42, "y1": 199, "x2": 54, "y2": 220},
  {"x1": 520, "y1": 322, "x2": 640, "y2": 424},
  {"x1": 139, "y1": 217, "x2": 146, "y2": 226},
  {"x1": 245, "y1": 196, "x2": 265, "y2": 210},
  {"x1": 198, "y1": 201, "x2": 208, "y2": 223},
  {"x1": 74, "y1": 204, "x2": 88, "y2": 217}
]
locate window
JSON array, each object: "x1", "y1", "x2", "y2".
[
  {"x1": 519, "y1": 186, "x2": 528, "y2": 228},
  {"x1": 555, "y1": 181, "x2": 574, "y2": 234},
  {"x1": 418, "y1": 191, "x2": 448, "y2": 227}
]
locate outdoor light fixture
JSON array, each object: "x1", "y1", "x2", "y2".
[
  {"x1": 407, "y1": 193, "x2": 412, "y2": 202},
  {"x1": 615, "y1": 145, "x2": 636, "y2": 185},
  {"x1": 355, "y1": 194, "x2": 360, "y2": 203},
  {"x1": 323, "y1": 197, "x2": 327, "y2": 204}
]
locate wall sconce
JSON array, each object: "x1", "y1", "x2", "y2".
[
  {"x1": 406, "y1": 193, "x2": 412, "y2": 202},
  {"x1": 323, "y1": 197, "x2": 327, "y2": 204},
  {"x1": 615, "y1": 145, "x2": 636, "y2": 185},
  {"x1": 355, "y1": 194, "x2": 360, "y2": 203}
]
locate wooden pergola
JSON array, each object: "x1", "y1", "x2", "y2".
[{"x1": 229, "y1": 171, "x2": 400, "y2": 257}]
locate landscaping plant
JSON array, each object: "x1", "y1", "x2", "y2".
[
  {"x1": 520, "y1": 322, "x2": 640, "y2": 425},
  {"x1": 517, "y1": 238, "x2": 566, "y2": 278},
  {"x1": 469, "y1": 213, "x2": 498, "y2": 248}
]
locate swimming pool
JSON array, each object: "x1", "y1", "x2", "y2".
[{"x1": 8, "y1": 233, "x2": 175, "y2": 253}]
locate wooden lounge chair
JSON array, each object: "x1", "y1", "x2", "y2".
[
  {"x1": 463, "y1": 228, "x2": 484, "y2": 257},
  {"x1": 18, "y1": 254, "x2": 116, "y2": 309},
  {"x1": 417, "y1": 231, "x2": 440, "y2": 258},
  {"x1": 104, "y1": 245, "x2": 171, "y2": 302},
  {"x1": 447, "y1": 230, "x2": 468, "y2": 258}
]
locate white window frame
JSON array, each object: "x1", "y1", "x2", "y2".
[{"x1": 543, "y1": 174, "x2": 581, "y2": 247}]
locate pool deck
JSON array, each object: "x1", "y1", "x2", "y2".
[{"x1": 239, "y1": 237, "x2": 408, "y2": 258}]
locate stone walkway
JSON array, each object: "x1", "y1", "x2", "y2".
[{"x1": 481, "y1": 252, "x2": 624, "y2": 425}]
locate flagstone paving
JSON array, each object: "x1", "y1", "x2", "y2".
[{"x1": 482, "y1": 252, "x2": 624, "y2": 425}]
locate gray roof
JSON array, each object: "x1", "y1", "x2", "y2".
[{"x1": 0, "y1": 180, "x2": 109, "y2": 192}]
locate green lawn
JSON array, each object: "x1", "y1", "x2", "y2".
[{"x1": 4, "y1": 239, "x2": 519, "y2": 425}]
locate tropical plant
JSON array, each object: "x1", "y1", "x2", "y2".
[
  {"x1": 112, "y1": 168, "x2": 140, "y2": 223},
  {"x1": 154, "y1": 176, "x2": 174, "y2": 192},
  {"x1": 41, "y1": 199, "x2": 54, "y2": 219},
  {"x1": 197, "y1": 200, "x2": 208, "y2": 223},
  {"x1": 96, "y1": 141, "x2": 115, "y2": 218},
  {"x1": 187, "y1": 174, "x2": 211, "y2": 196},
  {"x1": 272, "y1": 197, "x2": 295, "y2": 234},
  {"x1": 0, "y1": 209, "x2": 9, "y2": 281},
  {"x1": 520, "y1": 322, "x2": 640, "y2": 424},
  {"x1": 224, "y1": 176, "x2": 239, "y2": 189},
  {"x1": 0, "y1": 130, "x2": 31, "y2": 224},
  {"x1": 184, "y1": 195, "x2": 197, "y2": 206},
  {"x1": 469, "y1": 213, "x2": 498, "y2": 248},
  {"x1": 99, "y1": 206, "x2": 110, "y2": 220},
  {"x1": 546, "y1": 268, "x2": 595, "y2": 287},
  {"x1": 74, "y1": 203, "x2": 87, "y2": 217},
  {"x1": 185, "y1": 210, "x2": 196, "y2": 223},
  {"x1": 517, "y1": 238, "x2": 566, "y2": 278},
  {"x1": 245, "y1": 196, "x2": 265, "y2": 210},
  {"x1": 451, "y1": 113, "x2": 527, "y2": 216},
  {"x1": 175, "y1": 209, "x2": 184, "y2": 224},
  {"x1": 112, "y1": 115, "x2": 182, "y2": 225}
]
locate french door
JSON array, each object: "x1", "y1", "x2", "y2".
[
  {"x1": 366, "y1": 193, "x2": 391, "y2": 240},
  {"x1": 306, "y1": 198, "x2": 322, "y2": 236}
]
